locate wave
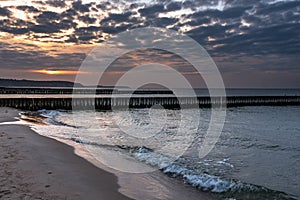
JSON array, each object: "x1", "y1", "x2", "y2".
[
  {"x1": 131, "y1": 147, "x2": 296, "y2": 199},
  {"x1": 24, "y1": 110, "x2": 297, "y2": 199},
  {"x1": 132, "y1": 147, "x2": 255, "y2": 192},
  {"x1": 35, "y1": 110, "x2": 78, "y2": 128}
]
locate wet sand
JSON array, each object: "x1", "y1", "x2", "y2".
[
  {"x1": 0, "y1": 108, "x2": 132, "y2": 199},
  {"x1": 0, "y1": 107, "x2": 214, "y2": 200}
]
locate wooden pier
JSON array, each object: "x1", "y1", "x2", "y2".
[{"x1": 0, "y1": 95, "x2": 299, "y2": 110}]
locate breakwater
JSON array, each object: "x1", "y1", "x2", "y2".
[
  {"x1": 0, "y1": 87, "x2": 173, "y2": 95},
  {"x1": 0, "y1": 96, "x2": 299, "y2": 110}
]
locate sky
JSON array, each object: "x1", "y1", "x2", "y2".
[{"x1": 0, "y1": 0, "x2": 299, "y2": 88}]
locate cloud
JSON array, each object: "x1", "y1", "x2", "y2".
[
  {"x1": 78, "y1": 15, "x2": 97, "y2": 24},
  {"x1": 35, "y1": 11, "x2": 61, "y2": 22},
  {"x1": 30, "y1": 24, "x2": 61, "y2": 34},
  {"x1": 72, "y1": 1, "x2": 91, "y2": 13},
  {"x1": 150, "y1": 17, "x2": 179, "y2": 27},
  {"x1": 255, "y1": 1, "x2": 300, "y2": 15},
  {"x1": 16, "y1": 6, "x2": 39, "y2": 13},
  {"x1": 165, "y1": 2, "x2": 182, "y2": 12},
  {"x1": 0, "y1": 7, "x2": 11, "y2": 16},
  {"x1": 100, "y1": 23, "x2": 133, "y2": 34},
  {"x1": 188, "y1": 5, "x2": 251, "y2": 20},
  {"x1": 0, "y1": 0, "x2": 298, "y2": 53},
  {"x1": 101, "y1": 12, "x2": 132, "y2": 23},
  {"x1": 182, "y1": 1, "x2": 300, "y2": 57},
  {"x1": 0, "y1": 0, "x2": 299, "y2": 86},
  {"x1": 207, "y1": 23, "x2": 300, "y2": 56},
  {"x1": 0, "y1": 45, "x2": 86, "y2": 70},
  {"x1": 96, "y1": 1, "x2": 113, "y2": 10},
  {"x1": 138, "y1": 4, "x2": 165, "y2": 17},
  {"x1": 0, "y1": 19, "x2": 32, "y2": 34},
  {"x1": 61, "y1": 8, "x2": 77, "y2": 20},
  {"x1": 45, "y1": 0, "x2": 66, "y2": 8}
]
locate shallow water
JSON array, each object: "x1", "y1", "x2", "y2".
[{"x1": 24, "y1": 106, "x2": 300, "y2": 199}]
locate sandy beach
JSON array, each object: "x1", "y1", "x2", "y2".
[
  {"x1": 0, "y1": 107, "x2": 132, "y2": 199},
  {"x1": 0, "y1": 107, "x2": 216, "y2": 200}
]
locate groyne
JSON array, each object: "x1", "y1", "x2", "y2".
[
  {"x1": 0, "y1": 87, "x2": 173, "y2": 95},
  {"x1": 0, "y1": 96, "x2": 299, "y2": 110}
]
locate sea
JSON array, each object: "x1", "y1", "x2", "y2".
[{"x1": 17, "y1": 89, "x2": 300, "y2": 200}]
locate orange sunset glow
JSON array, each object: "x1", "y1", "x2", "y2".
[{"x1": 31, "y1": 69, "x2": 89, "y2": 75}]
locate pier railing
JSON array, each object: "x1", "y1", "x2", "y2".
[{"x1": 0, "y1": 96, "x2": 299, "y2": 110}]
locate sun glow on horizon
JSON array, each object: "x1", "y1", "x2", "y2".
[{"x1": 31, "y1": 69, "x2": 89, "y2": 75}]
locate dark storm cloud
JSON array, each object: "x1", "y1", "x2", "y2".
[
  {"x1": 0, "y1": 26, "x2": 29, "y2": 34},
  {"x1": 61, "y1": 8, "x2": 77, "y2": 20},
  {"x1": 101, "y1": 23, "x2": 133, "y2": 34},
  {"x1": 74, "y1": 26, "x2": 101, "y2": 41},
  {"x1": 220, "y1": 6, "x2": 252, "y2": 18},
  {"x1": 146, "y1": 17, "x2": 179, "y2": 27},
  {"x1": 165, "y1": 2, "x2": 182, "y2": 12},
  {"x1": 78, "y1": 15, "x2": 97, "y2": 24},
  {"x1": 12, "y1": 10, "x2": 77, "y2": 34},
  {"x1": 184, "y1": 17, "x2": 211, "y2": 26},
  {"x1": 187, "y1": 24, "x2": 235, "y2": 41},
  {"x1": 59, "y1": 19, "x2": 77, "y2": 29},
  {"x1": 16, "y1": 6, "x2": 39, "y2": 13},
  {"x1": 98, "y1": 11, "x2": 144, "y2": 35},
  {"x1": 224, "y1": 0, "x2": 258, "y2": 7},
  {"x1": 0, "y1": 7, "x2": 11, "y2": 16},
  {"x1": 46, "y1": 0, "x2": 66, "y2": 8},
  {"x1": 182, "y1": 0, "x2": 197, "y2": 10},
  {"x1": 187, "y1": 5, "x2": 251, "y2": 20},
  {"x1": 96, "y1": 2, "x2": 112, "y2": 10},
  {"x1": 30, "y1": 24, "x2": 61, "y2": 33},
  {"x1": 101, "y1": 12, "x2": 132, "y2": 23},
  {"x1": 138, "y1": 4, "x2": 165, "y2": 17},
  {"x1": 211, "y1": 23, "x2": 300, "y2": 55},
  {"x1": 255, "y1": 1, "x2": 300, "y2": 15},
  {"x1": 35, "y1": 11, "x2": 61, "y2": 22},
  {"x1": 129, "y1": 3, "x2": 139, "y2": 10},
  {"x1": 0, "y1": 19, "x2": 32, "y2": 34},
  {"x1": 183, "y1": 1, "x2": 300, "y2": 57},
  {"x1": 72, "y1": 1, "x2": 91, "y2": 13},
  {"x1": 64, "y1": 37, "x2": 78, "y2": 43}
]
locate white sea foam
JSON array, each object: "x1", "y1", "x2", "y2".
[
  {"x1": 24, "y1": 106, "x2": 300, "y2": 199},
  {"x1": 132, "y1": 147, "x2": 259, "y2": 193}
]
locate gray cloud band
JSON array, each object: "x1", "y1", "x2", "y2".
[{"x1": 73, "y1": 27, "x2": 226, "y2": 173}]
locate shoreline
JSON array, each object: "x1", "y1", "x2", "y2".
[
  {"x1": 0, "y1": 107, "x2": 132, "y2": 199},
  {"x1": 0, "y1": 107, "x2": 215, "y2": 200}
]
